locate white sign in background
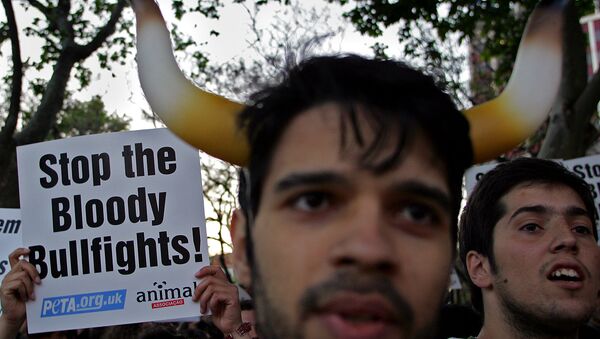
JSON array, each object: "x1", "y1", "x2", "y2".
[
  {"x1": 17, "y1": 129, "x2": 209, "y2": 333},
  {"x1": 465, "y1": 155, "x2": 600, "y2": 240},
  {"x1": 0, "y1": 208, "x2": 22, "y2": 315}
]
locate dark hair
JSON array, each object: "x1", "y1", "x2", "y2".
[
  {"x1": 238, "y1": 54, "x2": 472, "y2": 240},
  {"x1": 240, "y1": 298, "x2": 255, "y2": 311},
  {"x1": 177, "y1": 320, "x2": 224, "y2": 339},
  {"x1": 458, "y1": 157, "x2": 598, "y2": 314}
]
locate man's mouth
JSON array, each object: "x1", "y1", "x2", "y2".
[
  {"x1": 298, "y1": 271, "x2": 415, "y2": 338},
  {"x1": 548, "y1": 267, "x2": 582, "y2": 282},
  {"x1": 314, "y1": 293, "x2": 403, "y2": 339},
  {"x1": 546, "y1": 263, "x2": 585, "y2": 289}
]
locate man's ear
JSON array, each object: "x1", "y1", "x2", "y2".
[
  {"x1": 466, "y1": 250, "x2": 493, "y2": 289},
  {"x1": 231, "y1": 209, "x2": 252, "y2": 291}
]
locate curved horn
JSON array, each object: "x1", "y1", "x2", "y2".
[
  {"x1": 132, "y1": 0, "x2": 249, "y2": 165},
  {"x1": 134, "y1": 0, "x2": 564, "y2": 166},
  {"x1": 466, "y1": 0, "x2": 564, "y2": 163}
]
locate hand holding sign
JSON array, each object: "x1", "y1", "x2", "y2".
[
  {"x1": 0, "y1": 248, "x2": 41, "y2": 338},
  {"x1": 193, "y1": 266, "x2": 243, "y2": 336}
]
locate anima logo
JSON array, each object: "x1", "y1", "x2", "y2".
[{"x1": 136, "y1": 280, "x2": 198, "y2": 309}]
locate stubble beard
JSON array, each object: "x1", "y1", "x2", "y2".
[
  {"x1": 250, "y1": 258, "x2": 304, "y2": 339},
  {"x1": 495, "y1": 272, "x2": 592, "y2": 338},
  {"x1": 250, "y1": 262, "x2": 441, "y2": 339}
]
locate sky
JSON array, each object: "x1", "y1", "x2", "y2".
[{"x1": 5, "y1": 0, "x2": 406, "y2": 131}]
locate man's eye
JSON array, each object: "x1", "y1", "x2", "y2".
[
  {"x1": 395, "y1": 203, "x2": 438, "y2": 224},
  {"x1": 291, "y1": 192, "x2": 330, "y2": 212},
  {"x1": 573, "y1": 225, "x2": 592, "y2": 235},
  {"x1": 520, "y1": 223, "x2": 541, "y2": 233}
]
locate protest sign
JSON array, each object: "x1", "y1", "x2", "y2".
[
  {"x1": 463, "y1": 162, "x2": 498, "y2": 197},
  {"x1": 17, "y1": 128, "x2": 209, "y2": 333},
  {"x1": 0, "y1": 208, "x2": 22, "y2": 315},
  {"x1": 563, "y1": 154, "x2": 600, "y2": 222}
]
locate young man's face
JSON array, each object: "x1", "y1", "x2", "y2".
[
  {"x1": 491, "y1": 183, "x2": 600, "y2": 332},
  {"x1": 241, "y1": 103, "x2": 455, "y2": 339}
]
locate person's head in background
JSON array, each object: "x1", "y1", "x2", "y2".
[
  {"x1": 230, "y1": 54, "x2": 473, "y2": 339},
  {"x1": 460, "y1": 157, "x2": 600, "y2": 339}
]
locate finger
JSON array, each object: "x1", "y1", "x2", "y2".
[
  {"x1": 15, "y1": 271, "x2": 36, "y2": 300},
  {"x1": 195, "y1": 265, "x2": 223, "y2": 279},
  {"x1": 9, "y1": 248, "x2": 30, "y2": 268},
  {"x1": 5, "y1": 279, "x2": 29, "y2": 302},
  {"x1": 193, "y1": 276, "x2": 228, "y2": 301},
  {"x1": 200, "y1": 285, "x2": 237, "y2": 315},
  {"x1": 208, "y1": 290, "x2": 239, "y2": 311},
  {"x1": 20, "y1": 261, "x2": 41, "y2": 285},
  {"x1": 16, "y1": 282, "x2": 28, "y2": 301},
  {"x1": 5, "y1": 271, "x2": 35, "y2": 301},
  {"x1": 199, "y1": 284, "x2": 216, "y2": 314},
  {"x1": 208, "y1": 291, "x2": 228, "y2": 315},
  {"x1": 211, "y1": 267, "x2": 227, "y2": 280}
]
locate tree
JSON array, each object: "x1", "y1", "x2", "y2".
[
  {"x1": 49, "y1": 95, "x2": 130, "y2": 139},
  {"x1": 0, "y1": 0, "x2": 223, "y2": 207},
  {"x1": 192, "y1": 1, "x2": 343, "y2": 102},
  {"x1": 202, "y1": 156, "x2": 238, "y2": 280},
  {"x1": 326, "y1": 0, "x2": 600, "y2": 160}
]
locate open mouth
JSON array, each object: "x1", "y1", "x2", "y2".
[{"x1": 547, "y1": 267, "x2": 583, "y2": 282}]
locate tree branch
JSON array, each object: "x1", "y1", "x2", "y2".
[
  {"x1": 28, "y1": 0, "x2": 49, "y2": 14},
  {"x1": 15, "y1": 53, "x2": 77, "y2": 145},
  {"x1": 575, "y1": 69, "x2": 600, "y2": 121},
  {"x1": 0, "y1": 0, "x2": 23, "y2": 143},
  {"x1": 55, "y1": 0, "x2": 75, "y2": 43},
  {"x1": 29, "y1": 0, "x2": 74, "y2": 48},
  {"x1": 73, "y1": 0, "x2": 128, "y2": 60}
]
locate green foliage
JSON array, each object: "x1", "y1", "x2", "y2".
[
  {"x1": 171, "y1": 0, "x2": 223, "y2": 20},
  {"x1": 370, "y1": 42, "x2": 389, "y2": 60},
  {"x1": 50, "y1": 95, "x2": 130, "y2": 139},
  {"x1": 327, "y1": 0, "x2": 597, "y2": 86}
]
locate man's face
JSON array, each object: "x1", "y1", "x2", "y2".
[
  {"x1": 244, "y1": 103, "x2": 454, "y2": 339},
  {"x1": 491, "y1": 183, "x2": 600, "y2": 332}
]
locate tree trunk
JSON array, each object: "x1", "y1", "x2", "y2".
[
  {"x1": 0, "y1": 142, "x2": 19, "y2": 207},
  {"x1": 538, "y1": 1, "x2": 596, "y2": 159},
  {"x1": 0, "y1": 54, "x2": 77, "y2": 208}
]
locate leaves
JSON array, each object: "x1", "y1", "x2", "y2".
[
  {"x1": 51, "y1": 95, "x2": 130, "y2": 140},
  {"x1": 328, "y1": 0, "x2": 596, "y2": 86}
]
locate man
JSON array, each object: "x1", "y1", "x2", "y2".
[
  {"x1": 459, "y1": 158, "x2": 600, "y2": 339},
  {"x1": 209, "y1": 55, "x2": 472, "y2": 339},
  {"x1": 134, "y1": 0, "x2": 563, "y2": 334}
]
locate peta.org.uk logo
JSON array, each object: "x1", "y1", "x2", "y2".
[
  {"x1": 40, "y1": 289, "x2": 126, "y2": 317},
  {"x1": 136, "y1": 280, "x2": 198, "y2": 309}
]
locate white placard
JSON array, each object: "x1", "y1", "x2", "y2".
[
  {"x1": 17, "y1": 129, "x2": 209, "y2": 333},
  {"x1": 463, "y1": 162, "x2": 498, "y2": 197},
  {"x1": 0, "y1": 208, "x2": 22, "y2": 315},
  {"x1": 563, "y1": 154, "x2": 600, "y2": 222}
]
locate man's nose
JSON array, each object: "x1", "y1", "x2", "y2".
[
  {"x1": 550, "y1": 220, "x2": 578, "y2": 254},
  {"x1": 329, "y1": 199, "x2": 395, "y2": 274}
]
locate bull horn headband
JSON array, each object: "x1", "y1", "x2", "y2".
[{"x1": 132, "y1": 0, "x2": 564, "y2": 165}]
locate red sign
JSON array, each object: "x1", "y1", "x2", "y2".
[{"x1": 151, "y1": 298, "x2": 185, "y2": 309}]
